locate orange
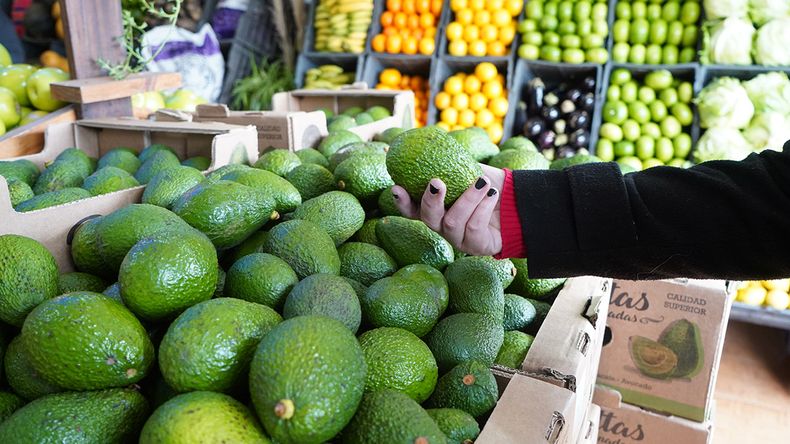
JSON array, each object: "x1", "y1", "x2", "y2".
[
  {"x1": 418, "y1": 37, "x2": 435, "y2": 55},
  {"x1": 475, "y1": 62, "x2": 498, "y2": 81},
  {"x1": 489, "y1": 96, "x2": 509, "y2": 117},
  {"x1": 474, "y1": 10, "x2": 491, "y2": 27},
  {"x1": 480, "y1": 24, "x2": 498, "y2": 43},
  {"x1": 499, "y1": 25, "x2": 516, "y2": 45},
  {"x1": 386, "y1": 35, "x2": 403, "y2": 53},
  {"x1": 455, "y1": 72, "x2": 467, "y2": 79},
  {"x1": 400, "y1": 28, "x2": 412, "y2": 39},
  {"x1": 381, "y1": 11, "x2": 394, "y2": 27},
  {"x1": 416, "y1": 0, "x2": 431, "y2": 13},
  {"x1": 445, "y1": 22, "x2": 463, "y2": 41},
  {"x1": 482, "y1": 80, "x2": 503, "y2": 98},
  {"x1": 468, "y1": 40, "x2": 487, "y2": 57},
  {"x1": 424, "y1": 27, "x2": 437, "y2": 39},
  {"x1": 487, "y1": 41, "x2": 507, "y2": 56},
  {"x1": 441, "y1": 108, "x2": 459, "y2": 125},
  {"x1": 394, "y1": 12, "x2": 408, "y2": 28},
  {"x1": 505, "y1": 0, "x2": 523, "y2": 16},
  {"x1": 387, "y1": 0, "x2": 402, "y2": 13},
  {"x1": 400, "y1": 75, "x2": 411, "y2": 89},
  {"x1": 487, "y1": 0, "x2": 504, "y2": 10},
  {"x1": 403, "y1": 36, "x2": 419, "y2": 54},
  {"x1": 450, "y1": 0, "x2": 467, "y2": 12},
  {"x1": 475, "y1": 109, "x2": 495, "y2": 128},
  {"x1": 376, "y1": 84, "x2": 392, "y2": 90},
  {"x1": 372, "y1": 34, "x2": 387, "y2": 52},
  {"x1": 463, "y1": 25, "x2": 480, "y2": 42},
  {"x1": 463, "y1": 75, "x2": 482, "y2": 94},
  {"x1": 444, "y1": 76, "x2": 464, "y2": 95},
  {"x1": 469, "y1": 0, "x2": 485, "y2": 10},
  {"x1": 403, "y1": 0, "x2": 416, "y2": 14},
  {"x1": 486, "y1": 122, "x2": 504, "y2": 144},
  {"x1": 458, "y1": 109, "x2": 477, "y2": 127},
  {"x1": 410, "y1": 76, "x2": 424, "y2": 90},
  {"x1": 412, "y1": 28, "x2": 425, "y2": 40},
  {"x1": 419, "y1": 13, "x2": 435, "y2": 28},
  {"x1": 497, "y1": 74, "x2": 505, "y2": 85},
  {"x1": 452, "y1": 92, "x2": 470, "y2": 110},
  {"x1": 456, "y1": 9, "x2": 474, "y2": 25},
  {"x1": 380, "y1": 69, "x2": 402, "y2": 87},
  {"x1": 435, "y1": 91, "x2": 452, "y2": 110},
  {"x1": 469, "y1": 93, "x2": 488, "y2": 111},
  {"x1": 448, "y1": 39, "x2": 468, "y2": 56},
  {"x1": 383, "y1": 26, "x2": 398, "y2": 36},
  {"x1": 431, "y1": 0, "x2": 443, "y2": 16},
  {"x1": 436, "y1": 121, "x2": 451, "y2": 131},
  {"x1": 407, "y1": 14, "x2": 420, "y2": 29},
  {"x1": 491, "y1": 9, "x2": 511, "y2": 27}
]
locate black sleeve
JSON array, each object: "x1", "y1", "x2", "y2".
[{"x1": 512, "y1": 141, "x2": 790, "y2": 280}]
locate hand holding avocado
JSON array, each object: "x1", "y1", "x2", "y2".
[{"x1": 391, "y1": 164, "x2": 504, "y2": 257}]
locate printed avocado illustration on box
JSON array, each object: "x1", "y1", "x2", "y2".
[{"x1": 629, "y1": 319, "x2": 704, "y2": 380}]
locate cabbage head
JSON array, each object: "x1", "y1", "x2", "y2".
[
  {"x1": 753, "y1": 18, "x2": 790, "y2": 66},
  {"x1": 694, "y1": 128, "x2": 754, "y2": 163},
  {"x1": 695, "y1": 77, "x2": 755, "y2": 129},
  {"x1": 749, "y1": 0, "x2": 790, "y2": 27},
  {"x1": 743, "y1": 112, "x2": 790, "y2": 152},
  {"x1": 701, "y1": 17, "x2": 755, "y2": 65},
  {"x1": 743, "y1": 72, "x2": 790, "y2": 114},
  {"x1": 705, "y1": 0, "x2": 748, "y2": 20}
]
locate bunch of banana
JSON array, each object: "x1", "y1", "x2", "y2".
[
  {"x1": 313, "y1": 0, "x2": 374, "y2": 54},
  {"x1": 304, "y1": 65, "x2": 356, "y2": 90}
]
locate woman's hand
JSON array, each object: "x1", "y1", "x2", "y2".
[{"x1": 391, "y1": 165, "x2": 505, "y2": 256}]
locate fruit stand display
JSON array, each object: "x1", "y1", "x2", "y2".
[
  {"x1": 361, "y1": 55, "x2": 433, "y2": 126},
  {"x1": 731, "y1": 280, "x2": 790, "y2": 330},
  {"x1": 441, "y1": 0, "x2": 522, "y2": 58}
]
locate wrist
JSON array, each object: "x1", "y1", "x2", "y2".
[{"x1": 495, "y1": 169, "x2": 526, "y2": 259}]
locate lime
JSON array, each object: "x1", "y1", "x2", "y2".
[
  {"x1": 629, "y1": 44, "x2": 646, "y2": 64},
  {"x1": 526, "y1": 0, "x2": 543, "y2": 19},
  {"x1": 662, "y1": 45, "x2": 679, "y2": 64},
  {"x1": 607, "y1": 85, "x2": 622, "y2": 101},
  {"x1": 677, "y1": 81, "x2": 693, "y2": 103},
  {"x1": 681, "y1": 25, "x2": 698, "y2": 47},
  {"x1": 592, "y1": 2, "x2": 608, "y2": 21},
  {"x1": 643, "y1": 158, "x2": 665, "y2": 169},
  {"x1": 596, "y1": 139, "x2": 615, "y2": 161},
  {"x1": 610, "y1": 68, "x2": 632, "y2": 85},
  {"x1": 649, "y1": 100, "x2": 668, "y2": 122},
  {"x1": 523, "y1": 31, "x2": 543, "y2": 46},
  {"x1": 601, "y1": 123, "x2": 624, "y2": 142},
  {"x1": 621, "y1": 81, "x2": 638, "y2": 102},
  {"x1": 645, "y1": 70, "x2": 673, "y2": 90},
  {"x1": 577, "y1": 19, "x2": 593, "y2": 36},
  {"x1": 662, "y1": 2, "x2": 680, "y2": 21},
  {"x1": 544, "y1": 32, "x2": 561, "y2": 47},
  {"x1": 670, "y1": 103, "x2": 693, "y2": 126},
  {"x1": 630, "y1": 19, "x2": 649, "y2": 44},
  {"x1": 672, "y1": 133, "x2": 692, "y2": 159},
  {"x1": 667, "y1": 21, "x2": 684, "y2": 46},
  {"x1": 680, "y1": 2, "x2": 700, "y2": 25},
  {"x1": 614, "y1": 140, "x2": 636, "y2": 158},
  {"x1": 574, "y1": 2, "x2": 592, "y2": 22},
  {"x1": 642, "y1": 122, "x2": 662, "y2": 140},
  {"x1": 628, "y1": 101, "x2": 651, "y2": 124},
  {"x1": 645, "y1": 44, "x2": 663, "y2": 65},
  {"x1": 655, "y1": 137, "x2": 675, "y2": 162},
  {"x1": 659, "y1": 88, "x2": 678, "y2": 107},
  {"x1": 562, "y1": 48, "x2": 585, "y2": 64},
  {"x1": 618, "y1": 156, "x2": 644, "y2": 171},
  {"x1": 631, "y1": 2, "x2": 647, "y2": 19},
  {"x1": 668, "y1": 158, "x2": 687, "y2": 168},
  {"x1": 638, "y1": 86, "x2": 656, "y2": 104},
  {"x1": 518, "y1": 19, "x2": 538, "y2": 34},
  {"x1": 558, "y1": 1, "x2": 573, "y2": 21},
  {"x1": 540, "y1": 46, "x2": 562, "y2": 62},
  {"x1": 612, "y1": 42, "x2": 630, "y2": 63},
  {"x1": 679, "y1": 47, "x2": 696, "y2": 63},
  {"x1": 646, "y1": 4, "x2": 662, "y2": 20},
  {"x1": 603, "y1": 101, "x2": 628, "y2": 124},
  {"x1": 519, "y1": 44, "x2": 540, "y2": 60},
  {"x1": 660, "y1": 116, "x2": 682, "y2": 138},
  {"x1": 635, "y1": 136, "x2": 656, "y2": 160},
  {"x1": 540, "y1": 15, "x2": 559, "y2": 31},
  {"x1": 592, "y1": 19, "x2": 608, "y2": 36},
  {"x1": 583, "y1": 34, "x2": 605, "y2": 50},
  {"x1": 616, "y1": 2, "x2": 631, "y2": 19},
  {"x1": 622, "y1": 119, "x2": 641, "y2": 142},
  {"x1": 586, "y1": 48, "x2": 609, "y2": 64},
  {"x1": 560, "y1": 35, "x2": 581, "y2": 49},
  {"x1": 613, "y1": 20, "x2": 630, "y2": 43}
]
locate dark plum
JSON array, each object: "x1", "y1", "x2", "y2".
[
  {"x1": 582, "y1": 76, "x2": 596, "y2": 92},
  {"x1": 569, "y1": 129, "x2": 590, "y2": 148},
  {"x1": 568, "y1": 111, "x2": 590, "y2": 131},
  {"x1": 556, "y1": 145, "x2": 576, "y2": 158},
  {"x1": 541, "y1": 106, "x2": 561, "y2": 123},
  {"x1": 565, "y1": 88, "x2": 583, "y2": 103},
  {"x1": 527, "y1": 78, "x2": 545, "y2": 115},
  {"x1": 536, "y1": 130, "x2": 556, "y2": 150},
  {"x1": 523, "y1": 117, "x2": 546, "y2": 138},
  {"x1": 578, "y1": 93, "x2": 595, "y2": 112}
]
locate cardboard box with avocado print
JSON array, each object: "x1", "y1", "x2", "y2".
[
  {"x1": 597, "y1": 279, "x2": 733, "y2": 423},
  {"x1": 477, "y1": 276, "x2": 611, "y2": 444},
  {"x1": 593, "y1": 386, "x2": 713, "y2": 444}
]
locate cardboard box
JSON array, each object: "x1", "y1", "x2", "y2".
[
  {"x1": 582, "y1": 404, "x2": 601, "y2": 444},
  {"x1": 594, "y1": 386, "x2": 713, "y2": 444},
  {"x1": 156, "y1": 104, "x2": 328, "y2": 152},
  {"x1": 597, "y1": 279, "x2": 733, "y2": 422},
  {"x1": 271, "y1": 86, "x2": 415, "y2": 141},
  {"x1": 0, "y1": 118, "x2": 259, "y2": 272},
  {"x1": 0, "y1": 106, "x2": 78, "y2": 159},
  {"x1": 478, "y1": 277, "x2": 612, "y2": 444}
]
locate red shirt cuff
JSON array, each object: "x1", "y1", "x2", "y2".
[{"x1": 494, "y1": 168, "x2": 526, "y2": 259}]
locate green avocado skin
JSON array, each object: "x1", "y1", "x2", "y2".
[
  {"x1": 426, "y1": 408, "x2": 481, "y2": 444},
  {"x1": 291, "y1": 191, "x2": 365, "y2": 246},
  {"x1": 376, "y1": 216, "x2": 454, "y2": 270},
  {"x1": 444, "y1": 257, "x2": 505, "y2": 321},
  {"x1": 426, "y1": 360, "x2": 499, "y2": 418},
  {"x1": 425, "y1": 313, "x2": 504, "y2": 373},
  {"x1": 263, "y1": 219, "x2": 341, "y2": 279}
]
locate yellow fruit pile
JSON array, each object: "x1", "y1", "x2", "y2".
[
  {"x1": 435, "y1": 62, "x2": 508, "y2": 143},
  {"x1": 377, "y1": 68, "x2": 430, "y2": 127},
  {"x1": 445, "y1": 0, "x2": 522, "y2": 57},
  {"x1": 314, "y1": 0, "x2": 375, "y2": 53},
  {"x1": 736, "y1": 280, "x2": 790, "y2": 310}
]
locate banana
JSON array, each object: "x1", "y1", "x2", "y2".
[
  {"x1": 347, "y1": 31, "x2": 368, "y2": 40},
  {"x1": 337, "y1": 3, "x2": 374, "y2": 14},
  {"x1": 319, "y1": 65, "x2": 344, "y2": 75}
]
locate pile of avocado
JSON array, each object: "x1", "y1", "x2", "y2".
[
  {"x1": 323, "y1": 105, "x2": 392, "y2": 132},
  {"x1": 0, "y1": 145, "x2": 210, "y2": 213},
  {"x1": 0, "y1": 124, "x2": 571, "y2": 443}
]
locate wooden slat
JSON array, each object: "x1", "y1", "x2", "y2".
[
  {"x1": 51, "y1": 72, "x2": 182, "y2": 104},
  {"x1": 0, "y1": 106, "x2": 77, "y2": 159}
]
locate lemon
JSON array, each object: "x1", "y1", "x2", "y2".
[
  {"x1": 448, "y1": 40, "x2": 468, "y2": 56},
  {"x1": 444, "y1": 76, "x2": 464, "y2": 95},
  {"x1": 440, "y1": 107, "x2": 459, "y2": 126},
  {"x1": 737, "y1": 286, "x2": 767, "y2": 306},
  {"x1": 469, "y1": 93, "x2": 488, "y2": 111},
  {"x1": 451, "y1": 93, "x2": 470, "y2": 110},
  {"x1": 764, "y1": 290, "x2": 790, "y2": 310},
  {"x1": 463, "y1": 75, "x2": 482, "y2": 94},
  {"x1": 434, "y1": 92, "x2": 451, "y2": 110},
  {"x1": 761, "y1": 279, "x2": 790, "y2": 293},
  {"x1": 458, "y1": 109, "x2": 476, "y2": 127},
  {"x1": 474, "y1": 62, "x2": 498, "y2": 82}
]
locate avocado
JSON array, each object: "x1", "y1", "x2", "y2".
[
  {"x1": 629, "y1": 336, "x2": 679, "y2": 379},
  {"x1": 355, "y1": 112, "x2": 374, "y2": 125},
  {"x1": 343, "y1": 277, "x2": 368, "y2": 299},
  {"x1": 427, "y1": 360, "x2": 498, "y2": 417},
  {"x1": 249, "y1": 315, "x2": 367, "y2": 443},
  {"x1": 214, "y1": 267, "x2": 226, "y2": 297},
  {"x1": 507, "y1": 258, "x2": 566, "y2": 300},
  {"x1": 334, "y1": 153, "x2": 395, "y2": 205},
  {"x1": 292, "y1": 191, "x2": 365, "y2": 245},
  {"x1": 0, "y1": 392, "x2": 24, "y2": 422},
  {"x1": 33, "y1": 160, "x2": 88, "y2": 194},
  {"x1": 500, "y1": 136, "x2": 538, "y2": 152},
  {"x1": 22, "y1": 292, "x2": 154, "y2": 390},
  {"x1": 225, "y1": 252, "x2": 298, "y2": 309},
  {"x1": 286, "y1": 163, "x2": 337, "y2": 200},
  {"x1": 342, "y1": 106, "x2": 365, "y2": 117},
  {"x1": 264, "y1": 219, "x2": 341, "y2": 279},
  {"x1": 223, "y1": 231, "x2": 270, "y2": 266},
  {"x1": 134, "y1": 149, "x2": 181, "y2": 184},
  {"x1": 353, "y1": 218, "x2": 380, "y2": 245},
  {"x1": 367, "y1": 105, "x2": 391, "y2": 121},
  {"x1": 425, "y1": 313, "x2": 504, "y2": 372},
  {"x1": 387, "y1": 126, "x2": 483, "y2": 205},
  {"x1": 524, "y1": 298, "x2": 552, "y2": 335},
  {"x1": 0, "y1": 234, "x2": 58, "y2": 326},
  {"x1": 4, "y1": 336, "x2": 63, "y2": 400},
  {"x1": 318, "y1": 129, "x2": 363, "y2": 158},
  {"x1": 658, "y1": 319, "x2": 704, "y2": 379},
  {"x1": 0, "y1": 159, "x2": 39, "y2": 186},
  {"x1": 328, "y1": 115, "x2": 357, "y2": 132},
  {"x1": 15, "y1": 187, "x2": 91, "y2": 212},
  {"x1": 376, "y1": 216, "x2": 454, "y2": 270},
  {"x1": 449, "y1": 127, "x2": 500, "y2": 162},
  {"x1": 503, "y1": 294, "x2": 537, "y2": 331},
  {"x1": 58, "y1": 271, "x2": 107, "y2": 294},
  {"x1": 338, "y1": 242, "x2": 398, "y2": 286},
  {"x1": 52, "y1": 147, "x2": 97, "y2": 177},
  {"x1": 283, "y1": 274, "x2": 362, "y2": 333},
  {"x1": 361, "y1": 276, "x2": 440, "y2": 337},
  {"x1": 445, "y1": 257, "x2": 505, "y2": 321},
  {"x1": 119, "y1": 230, "x2": 218, "y2": 321},
  {"x1": 82, "y1": 166, "x2": 140, "y2": 196},
  {"x1": 374, "y1": 127, "x2": 405, "y2": 144},
  {"x1": 328, "y1": 141, "x2": 388, "y2": 172},
  {"x1": 6, "y1": 178, "x2": 34, "y2": 206},
  {"x1": 394, "y1": 263, "x2": 450, "y2": 315},
  {"x1": 295, "y1": 148, "x2": 330, "y2": 168},
  {"x1": 488, "y1": 149, "x2": 550, "y2": 170},
  {"x1": 204, "y1": 163, "x2": 251, "y2": 183},
  {"x1": 95, "y1": 204, "x2": 193, "y2": 275},
  {"x1": 495, "y1": 331, "x2": 534, "y2": 369},
  {"x1": 172, "y1": 180, "x2": 277, "y2": 249},
  {"x1": 142, "y1": 165, "x2": 205, "y2": 209},
  {"x1": 97, "y1": 148, "x2": 141, "y2": 174},
  {"x1": 377, "y1": 189, "x2": 400, "y2": 216},
  {"x1": 0, "y1": 388, "x2": 148, "y2": 443},
  {"x1": 140, "y1": 391, "x2": 269, "y2": 443},
  {"x1": 426, "y1": 408, "x2": 480, "y2": 444},
  {"x1": 70, "y1": 216, "x2": 104, "y2": 276},
  {"x1": 254, "y1": 149, "x2": 302, "y2": 176},
  {"x1": 550, "y1": 154, "x2": 603, "y2": 170},
  {"x1": 181, "y1": 155, "x2": 211, "y2": 170},
  {"x1": 222, "y1": 167, "x2": 302, "y2": 214},
  {"x1": 103, "y1": 282, "x2": 124, "y2": 304},
  {"x1": 138, "y1": 143, "x2": 176, "y2": 163},
  {"x1": 340, "y1": 389, "x2": 446, "y2": 444},
  {"x1": 359, "y1": 327, "x2": 438, "y2": 403},
  {"x1": 465, "y1": 256, "x2": 517, "y2": 288},
  {"x1": 159, "y1": 298, "x2": 282, "y2": 392}
]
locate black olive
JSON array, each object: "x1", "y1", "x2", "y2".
[
  {"x1": 565, "y1": 88, "x2": 582, "y2": 103},
  {"x1": 582, "y1": 76, "x2": 596, "y2": 92},
  {"x1": 541, "y1": 106, "x2": 561, "y2": 123},
  {"x1": 569, "y1": 128, "x2": 590, "y2": 148},
  {"x1": 553, "y1": 119, "x2": 567, "y2": 134},
  {"x1": 514, "y1": 102, "x2": 528, "y2": 137},
  {"x1": 568, "y1": 110, "x2": 590, "y2": 130},
  {"x1": 523, "y1": 117, "x2": 546, "y2": 138},
  {"x1": 527, "y1": 78, "x2": 545, "y2": 115},
  {"x1": 578, "y1": 93, "x2": 595, "y2": 112},
  {"x1": 536, "y1": 130, "x2": 556, "y2": 150}
]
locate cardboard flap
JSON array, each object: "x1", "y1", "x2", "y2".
[
  {"x1": 77, "y1": 117, "x2": 250, "y2": 134},
  {"x1": 592, "y1": 385, "x2": 624, "y2": 409},
  {"x1": 154, "y1": 109, "x2": 194, "y2": 122},
  {"x1": 196, "y1": 103, "x2": 232, "y2": 118},
  {"x1": 582, "y1": 404, "x2": 601, "y2": 444}
]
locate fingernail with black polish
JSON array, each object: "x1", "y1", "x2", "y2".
[
  {"x1": 392, "y1": 193, "x2": 399, "y2": 200},
  {"x1": 429, "y1": 184, "x2": 439, "y2": 194},
  {"x1": 475, "y1": 177, "x2": 487, "y2": 190},
  {"x1": 487, "y1": 188, "x2": 497, "y2": 197}
]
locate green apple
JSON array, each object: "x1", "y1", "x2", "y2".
[
  {"x1": 0, "y1": 87, "x2": 21, "y2": 128},
  {"x1": 0, "y1": 44, "x2": 11, "y2": 68},
  {"x1": 20, "y1": 106, "x2": 32, "y2": 117},
  {"x1": 18, "y1": 110, "x2": 48, "y2": 127},
  {"x1": 0, "y1": 65, "x2": 36, "y2": 107},
  {"x1": 0, "y1": 119, "x2": 5, "y2": 136},
  {"x1": 164, "y1": 89, "x2": 207, "y2": 112},
  {"x1": 132, "y1": 91, "x2": 166, "y2": 114},
  {"x1": 26, "y1": 67, "x2": 69, "y2": 112}
]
